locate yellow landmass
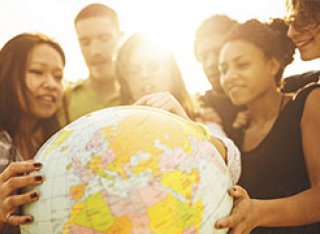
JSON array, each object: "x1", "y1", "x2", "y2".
[
  {"x1": 147, "y1": 193, "x2": 203, "y2": 234},
  {"x1": 86, "y1": 155, "x2": 114, "y2": 180},
  {"x1": 70, "y1": 184, "x2": 87, "y2": 201},
  {"x1": 161, "y1": 169, "x2": 200, "y2": 201},
  {"x1": 42, "y1": 129, "x2": 73, "y2": 158},
  {"x1": 100, "y1": 114, "x2": 205, "y2": 178},
  {"x1": 106, "y1": 216, "x2": 132, "y2": 234},
  {"x1": 63, "y1": 192, "x2": 115, "y2": 233}
]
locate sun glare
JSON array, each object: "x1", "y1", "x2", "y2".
[
  {"x1": 0, "y1": 0, "x2": 318, "y2": 94},
  {"x1": 116, "y1": 0, "x2": 288, "y2": 94}
]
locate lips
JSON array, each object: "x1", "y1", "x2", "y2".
[
  {"x1": 36, "y1": 94, "x2": 57, "y2": 105},
  {"x1": 90, "y1": 59, "x2": 111, "y2": 66},
  {"x1": 294, "y1": 38, "x2": 313, "y2": 49},
  {"x1": 227, "y1": 85, "x2": 246, "y2": 96}
]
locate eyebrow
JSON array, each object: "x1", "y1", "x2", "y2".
[
  {"x1": 28, "y1": 62, "x2": 63, "y2": 70},
  {"x1": 219, "y1": 55, "x2": 244, "y2": 67}
]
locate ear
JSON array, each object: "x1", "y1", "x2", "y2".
[{"x1": 267, "y1": 57, "x2": 281, "y2": 77}]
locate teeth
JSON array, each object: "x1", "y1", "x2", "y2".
[{"x1": 39, "y1": 95, "x2": 54, "y2": 102}]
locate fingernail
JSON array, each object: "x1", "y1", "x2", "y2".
[
  {"x1": 30, "y1": 192, "x2": 38, "y2": 199},
  {"x1": 34, "y1": 175, "x2": 43, "y2": 182},
  {"x1": 33, "y1": 162, "x2": 42, "y2": 169},
  {"x1": 25, "y1": 216, "x2": 33, "y2": 223}
]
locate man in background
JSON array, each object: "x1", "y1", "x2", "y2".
[
  {"x1": 194, "y1": 15, "x2": 245, "y2": 137},
  {"x1": 61, "y1": 3, "x2": 122, "y2": 124}
]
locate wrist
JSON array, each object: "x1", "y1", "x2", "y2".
[{"x1": 252, "y1": 199, "x2": 267, "y2": 228}]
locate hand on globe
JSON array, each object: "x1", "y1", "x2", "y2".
[
  {"x1": 195, "y1": 107, "x2": 222, "y2": 125},
  {"x1": 0, "y1": 161, "x2": 43, "y2": 227},
  {"x1": 134, "y1": 92, "x2": 190, "y2": 120},
  {"x1": 232, "y1": 110, "x2": 251, "y2": 129},
  {"x1": 215, "y1": 185, "x2": 259, "y2": 234}
]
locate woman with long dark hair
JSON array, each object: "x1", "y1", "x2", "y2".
[{"x1": 0, "y1": 33, "x2": 66, "y2": 233}]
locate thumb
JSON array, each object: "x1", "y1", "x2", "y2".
[{"x1": 228, "y1": 185, "x2": 249, "y2": 200}]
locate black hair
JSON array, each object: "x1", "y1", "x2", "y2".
[
  {"x1": 226, "y1": 19, "x2": 296, "y2": 86},
  {"x1": 194, "y1": 15, "x2": 238, "y2": 58}
]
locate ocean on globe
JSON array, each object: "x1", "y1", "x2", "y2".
[{"x1": 21, "y1": 106, "x2": 233, "y2": 234}]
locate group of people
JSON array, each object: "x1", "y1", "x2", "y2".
[{"x1": 0, "y1": 0, "x2": 320, "y2": 233}]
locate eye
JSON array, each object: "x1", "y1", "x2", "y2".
[
  {"x1": 53, "y1": 72, "x2": 63, "y2": 81},
  {"x1": 28, "y1": 69, "x2": 44, "y2": 76},
  {"x1": 237, "y1": 62, "x2": 249, "y2": 69},
  {"x1": 99, "y1": 34, "x2": 113, "y2": 42},
  {"x1": 218, "y1": 65, "x2": 227, "y2": 75},
  {"x1": 80, "y1": 38, "x2": 90, "y2": 47}
]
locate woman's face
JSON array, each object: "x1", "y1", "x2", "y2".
[
  {"x1": 124, "y1": 46, "x2": 173, "y2": 101},
  {"x1": 22, "y1": 43, "x2": 64, "y2": 119},
  {"x1": 287, "y1": 12, "x2": 320, "y2": 61},
  {"x1": 219, "y1": 40, "x2": 278, "y2": 106}
]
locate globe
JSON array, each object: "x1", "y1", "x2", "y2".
[{"x1": 21, "y1": 106, "x2": 233, "y2": 234}]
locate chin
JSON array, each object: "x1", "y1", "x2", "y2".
[
  {"x1": 299, "y1": 47, "x2": 320, "y2": 61},
  {"x1": 228, "y1": 95, "x2": 247, "y2": 106},
  {"x1": 35, "y1": 110, "x2": 57, "y2": 120}
]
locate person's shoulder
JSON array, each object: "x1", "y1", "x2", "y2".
[
  {"x1": 64, "y1": 79, "x2": 87, "y2": 95},
  {"x1": 293, "y1": 82, "x2": 320, "y2": 100},
  {"x1": 0, "y1": 130, "x2": 13, "y2": 146},
  {"x1": 282, "y1": 70, "x2": 320, "y2": 93},
  {"x1": 0, "y1": 130, "x2": 13, "y2": 169}
]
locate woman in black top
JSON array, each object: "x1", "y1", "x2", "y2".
[{"x1": 215, "y1": 19, "x2": 320, "y2": 233}]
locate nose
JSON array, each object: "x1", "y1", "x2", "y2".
[
  {"x1": 287, "y1": 24, "x2": 300, "y2": 40},
  {"x1": 43, "y1": 74, "x2": 61, "y2": 90},
  {"x1": 220, "y1": 66, "x2": 238, "y2": 86},
  {"x1": 88, "y1": 41, "x2": 102, "y2": 57},
  {"x1": 204, "y1": 53, "x2": 217, "y2": 70}
]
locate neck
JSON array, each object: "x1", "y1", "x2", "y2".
[
  {"x1": 86, "y1": 76, "x2": 118, "y2": 96},
  {"x1": 211, "y1": 88, "x2": 228, "y2": 99},
  {"x1": 247, "y1": 88, "x2": 284, "y2": 125}
]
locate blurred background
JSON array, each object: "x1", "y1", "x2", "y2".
[{"x1": 1, "y1": 0, "x2": 319, "y2": 94}]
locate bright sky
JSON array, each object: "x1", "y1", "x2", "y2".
[{"x1": 0, "y1": 0, "x2": 319, "y2": 94}]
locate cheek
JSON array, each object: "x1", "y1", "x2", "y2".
[{"x1": 25, "y1": 75, "x2": 39, "y2": 96}]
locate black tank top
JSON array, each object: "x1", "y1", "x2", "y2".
[{"x1": 236, "y1": 84, "x2": 320, "y2": 233}]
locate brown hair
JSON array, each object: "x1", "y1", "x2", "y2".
[
  {"x1": 74, "y1": 3, "x2": 119, "y2": 30},
  {"x1": 225, "y1": 19, "x2": 296, "y2": 86},
  {"x1": 116, "y1": 33, "x2": 195, "y2": 118},
  {"x1": 0, "y1": 33, "x2": 65, "y2": 147},
  {"x1": 286, "y1": 0, "x2": 320, "y2": 30},
  {"x1": 194, "y1": 15, "x2": 238, "y2": 60}
]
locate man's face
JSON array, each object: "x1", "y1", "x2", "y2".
[
  {"x1": 76, "y1": 16, "x2": 120, "y2": 82},
  {"x1": 195, "y1": 34, "x2": 226, "y2": 94}
]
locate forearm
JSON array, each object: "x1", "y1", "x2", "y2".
[{"x1": 255, "y1": 187, "x2": 320, "y2": 227}]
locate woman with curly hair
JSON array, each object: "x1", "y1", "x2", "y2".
[{"x1": 215, "y1": 18, "x2": 320, "y2": 233}]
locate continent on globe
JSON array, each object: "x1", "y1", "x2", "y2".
[{"x1": 21, "y1": 106, "x2": 233, "y2": 234}]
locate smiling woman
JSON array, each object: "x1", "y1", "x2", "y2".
[{"x1": 0, "y1": 33, "x2": 66, "y2": 233}]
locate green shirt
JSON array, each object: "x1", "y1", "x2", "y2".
[{"x1": 59, "y1": 80, "x2": 121, "y2": 126}]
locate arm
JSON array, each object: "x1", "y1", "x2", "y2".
[
  {"x1": 134, "y1": 92, "x2": 191, "y2": 120},
  {"x1": 216, "y1": 88, "x2": 320, "y2": 233}
]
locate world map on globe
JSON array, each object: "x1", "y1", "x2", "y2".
[{"x1": 22, "y1": 106, "x2": 233, "y2": 234}]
